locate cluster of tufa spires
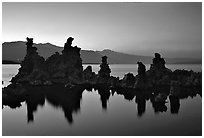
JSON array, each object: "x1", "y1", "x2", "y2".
[
  {"x1": 10, "y1": 37, "x2": 201, "y2": 90},
  {"x1": 2, "y1": 37, "x2": 202, "y2": 111}
]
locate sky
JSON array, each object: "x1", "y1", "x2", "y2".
[{"x1": 2, "y1": 2, "x2": 202, "y2": 58}]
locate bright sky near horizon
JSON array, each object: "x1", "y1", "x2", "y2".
[{"x1": 2, "y1": 2, "x2": 202, "y2": 58}]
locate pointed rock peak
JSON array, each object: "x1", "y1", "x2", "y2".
[
  {"x1": 152, "y1": 52, "x2": 165, "y2": 66},
  {"x1": 62, "y1": 37, "x2": 81, "y2": 55},
  {"x1": 64, "y1": 37, "x2": 74, "y2": 48},
  {"x1": 102, "y1": 56, "x2": 108, "y2": 64},
  {"x1": 154, "y1": 53, "x2": 161, "y2": 59},
  {"x1": 26, "y1": 37, "x2": 33, "y2": 49},
  {"x1": 137, "y1": 61, "x2": 146, "y2": 77}
]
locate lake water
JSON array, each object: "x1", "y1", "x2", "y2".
[{"x1": 2, "y1": 64, "x2": 202, "y2": 136}]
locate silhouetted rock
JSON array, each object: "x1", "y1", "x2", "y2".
[
  {"x1": 98, "y1": 56, "x2": 111, "y2": 77},
  {"x1": 11, "y1": 37, "x2": 48, "y2": 85},
  {"x1": 11, "y1": 37, "x2": 86, "y2": 85},
  {"x1": 83, "y1": 66, "x2": 96, "y2": 83},
  {"x1": 137, "y1": 62, "x2": 146, "y2": 77},
  {"x1": 2, "y1": 83, "x2": 27, "y2": 109},
  {"x1": 62, "y1": 37, "x2": 74, "y2": 54},
  {"x1": 171, "y1": 69, "x2": 201, "y2": 86},
  {"x1": 169, "y1": 81, "x2": 181, "y2": 96},
  {"x1": 5, "y1": 37, "x2": 201, "y2": 99},
  {"x1": 109, "y1": 76, "x2": 120, "y2": 88},
  {"x1": 2, "y1": 36, "x2": 202, "y2": 127},
  {"x1": 146, "y1": 53, "x2": 172, "y2": 86},
  {"x1": 153, "y1": 53, "x2": 165, "y2": 69},
  {"x1": 97, "y1": 56, "x2": 111, "y2": 84},
  {"x1": 134, "y1": 62, "x2": 149, "y2": 88},
  {"x1": 121, "y1": 73, "x2": 135, "y2": 88},
  {"x1": 46, "y1": 37, "x2": 83, "y2": 85},
  {"x1": 26, "y1": 37, "x2": 34, "y2": 51}
]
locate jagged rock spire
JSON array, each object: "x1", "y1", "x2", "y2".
[
  {"x1": 26, "y1": 37, "x2": 33, "y2": 49},
  {"x1": 134, "y1": 62, "x2": 147, "y2": 88},
  {"x1": 98, "y1": 56, "x2": 111, "y2": 78},
  {"x1": 151, "y1": 53, "x2": 166, "y2": 70},
  {"x1": 64, "y1": 37, "x2": 74, "y2": 51},
  {"x1": 137, "y1": 62, "x2": 146, "y2": 77}
]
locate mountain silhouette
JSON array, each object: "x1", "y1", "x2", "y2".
[{"x1": 2, "y1": 41, "x2": 201, "y2": 64}]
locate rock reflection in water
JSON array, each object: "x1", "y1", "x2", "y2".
[
  {"x1": 2, "y1": 84, "x2": 201, "y2": 125},
  {"x1": 97, "y1": 87, "x2": 110, "y2": 110},
  {"x1": 169, "y1": 95, "x2": 180, "y2": 114},
  {"x1": 3, "y1": 85, "x2": 84, "y2": 124},
  {"x1": 26, "y1": 91, "x2": 45, "y2": 122},
  {"x1": 135, "y1": 94, "x2": 146, "y2": 117}
]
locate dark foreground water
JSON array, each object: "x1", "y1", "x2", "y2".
[{"x1": 2, "y1": 64, "x2": 202, "y2": 136}]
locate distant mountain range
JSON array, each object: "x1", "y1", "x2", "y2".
[{"x1": 2, "y1": 41, "x2": 201, "y2": 64}]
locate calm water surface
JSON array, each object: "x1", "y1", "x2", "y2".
[{"x1": 2, "y1": 64, "x2": 202, "y2": 136}]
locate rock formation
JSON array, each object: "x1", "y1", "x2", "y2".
[
  {"x1": 98, "y1": 56, "x2": 111, "y2": 78},
  {"x1": 152, "y1": 53, "x2": 166, "y2": 70},
  {"x1": 97, "y1": 56, "x2": 111, "y2": 84},
  {"x1": 134, "y1": 62, "x2": 147, "y2": 88},
  {"x1": 11, "y1": 37, "x2": 84, "y2": 85},
  {"x1": 11, "y1": 37, "x2": 48, "y2": 85},
  {"x1": 83, "y1": 66, "x2": 96, "y2": 82},
  {"x1": 171, "y1": 69, "x2": 201, "y2": 86},
  {"x1": 46, "y1": 37, "x2": 83, "y2": 85},
  {"x1": 146, "y1": 53, "x2": 172, "y2": 86},
  {"x1": 148, "y1": 53, "x2": 171, "y2": 75},
  {"x1": 121, "y1": 73, "x2": 135, "y2": 88},
  {"x1": 137, "y1": 62, "x2": 146, "y2": 77},
  {"x1": 3, "y1": 36, "x2": 202, "y2": 122},
  {"x1": 8, "y1": 37, "x2": 201, "y2": 92}
]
